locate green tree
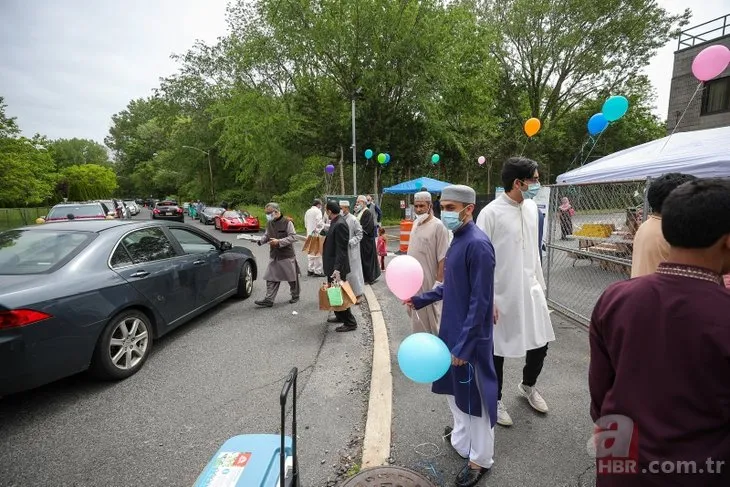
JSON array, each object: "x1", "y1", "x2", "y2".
[
  {"x1": 0, "y1": 138, "x2": 56, "y2": 206},
  {"x1": 60, "y1": 164, "x2": 118, "y2": 201},
  {"x1": 49, "y1": 138, "x2": 111, "y2": 168}
]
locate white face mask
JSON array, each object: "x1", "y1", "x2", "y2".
[{"x1": 415, "y1": 212, "x2": 429, "y2": 223}]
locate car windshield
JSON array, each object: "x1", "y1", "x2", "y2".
[
  {"x1": 222, "y1": 211, "x2": 244, "y2": 218},
  {"x1": 158, "y1": 201, "x2": 177, "y2": 207},
  {"x1": 0, "y1": 229, "x2": 94, "y2": 275},
  {"x1": 47, "y1": 204, "x2": 104, "y2": 219},
  {"x1": 124, "y1": 201, "x2": 135, "y2": 205},
  {"x1": 205, "y1": 207, "x2": 224, "y2": 215}
]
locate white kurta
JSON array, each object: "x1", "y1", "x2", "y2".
[
  {"x1": 476, "y1": 194, "x2": 555, "y2": 358},
  {"x1": 304, "y1": 206, "x2": 325, "y2": 274},
  {"x1": 343, "y1": 212, "x2": 365, "y2": 296}
]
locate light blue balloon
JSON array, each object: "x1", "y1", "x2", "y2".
[
  {"x1": 385, "y1": 153, "x2": 391, "y2": 163},
  {"x1": 364, "y1": 149, "x2": 373, "y2": 159},
  {"x1": 587, "y1": 113, "x2": 609, "y2": 136},
  {"x1": 397, "y1": 332, "x2": 451, "y2": 383},
  {"x1": 602, "y1": 96, "x2": 629, "y2": 122}
]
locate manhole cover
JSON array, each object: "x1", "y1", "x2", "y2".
[{"x1": 339, "y1": 466, "x2": 437, "y2": 487}]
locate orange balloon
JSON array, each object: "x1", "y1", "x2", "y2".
[{"x1": 524, "y1": 117, "x2": 541, "y2": 137}]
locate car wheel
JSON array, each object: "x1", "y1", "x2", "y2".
[
  {"x1": 236, "y1": 261, "x2": 254, "y2": 299},
  {"x1": 90, "y1": 310, "x2": 153, "y2": 380}
]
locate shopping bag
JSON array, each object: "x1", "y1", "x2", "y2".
[
  {"x1": 302, "y1": 235, "x2": 314, "y2": 253},
  {"x1": 312, "y1": 236, "x2": 325, "y2": 256},
  {"x1": 319, "y1": 281, "x2": 356, "y2": 311},
  {"x1": 327, "y1": 286, "x2": 344, "y2": 306}
]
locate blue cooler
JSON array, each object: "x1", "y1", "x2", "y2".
[{"x1": 193, "y1": 368, "x2": 300, "y2": 487}]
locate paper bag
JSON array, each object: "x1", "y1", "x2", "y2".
[
  {"x1": 303, "y1": 235, "x2": 325, "y2": 256},
  {"x1": 302, "y1": 235, "x2": 314, "y2": 253},
  {"x1": 319, "y1": 281, "x2": 357, "y2": 311}
]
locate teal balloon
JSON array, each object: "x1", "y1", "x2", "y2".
[
  {"x1": 602, "y1": 96, "x2": 629, "y2": 122},
  {"x1": 377, "y1": 153, "x2": 386, "y2": 164},
  {"x1": 431, "y1": 153, "x2": 440, "y2": 164},
  {"x1": 385, "y1": 153, "x2": 391, "y2": 163},
  {"x1": 587, "y1": 113, "x2": 609, "y2": 136},
  {"x1": 397, "y1": 333, "x2": 451, "y2": 383},
  {"x1": 364, "y1": 149, "x2": 373, "y2": 159}
]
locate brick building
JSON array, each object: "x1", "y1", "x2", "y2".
[{"x1": 666, "y1": 15, "x2": 730, "y2": 133}]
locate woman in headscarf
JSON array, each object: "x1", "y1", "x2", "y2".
[{"x1": 558, "y1": 197, "x2": 574, "y2": 239}]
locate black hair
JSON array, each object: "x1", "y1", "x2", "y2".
[
  {"x1": 662, "y1": 178, "x2": 730, "y2": 249},
  {"x1": 647, "y1": 173, "x2": 698, "y2": 214},
  {"x1": 313, "y1": 198, "x2": 322, "y2": 206},
  {"x1": 501, "y1": 157, "x2": 539, "y2": 190},
  {"x1": 325, "y1": 201, "x2": 340, "y2": 214}
]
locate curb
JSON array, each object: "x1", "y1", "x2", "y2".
[{"x1": 360, "y1": 284, "x2": 393, "y2": 468}]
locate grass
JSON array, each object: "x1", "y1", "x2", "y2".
[
  {"x1": 0, "y1": 207, "x2": 51, "y2": 231},
  {"x1": 345, "y1": 463, "x2": 361, "y2": 477}
]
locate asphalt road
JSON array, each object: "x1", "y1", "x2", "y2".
[
  {"x1": 370, "y1": 272, "x2": 598, "y2": 487},
  {"x1": 0, "y1": 209, "x2": 372, "y2": 487}
]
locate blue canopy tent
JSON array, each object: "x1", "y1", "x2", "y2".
[{"x1": 382, "y1": 177, "x2": 452, "y2": 194}]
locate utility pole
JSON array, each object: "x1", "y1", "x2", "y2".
[
  {"x1": 351, "y1": 87, "x2": 362, "y2": 196},
  {"x1": 182, "y1": 146, "x2": 215, "y2": 202}
]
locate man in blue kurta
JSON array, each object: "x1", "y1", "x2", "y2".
[{"x1": 407, "y1": 184, "x2": 497, "y2": 487}]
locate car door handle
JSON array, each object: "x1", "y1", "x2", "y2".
[
  {"x1": 129, "y1": 270, "x2": 149, "y2": 278},
  {"x1": 193, "y1": 260, "x2": 206, "y2": 265}
]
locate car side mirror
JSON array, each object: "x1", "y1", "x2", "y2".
[{"x1": 220, "y1": 241, "x2": 232, "y2": 251}]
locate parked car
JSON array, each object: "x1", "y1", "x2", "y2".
[
  {"x1": 199, "y1": 206, "x2": 225, "y2": 225},
  {"x1": 214, "y1": 210, "x2": 260, "y2": 232},
  {"x1": 124, "y1": 201, "x2": 140, "y2": 216},
  {"x1": 0, "y1": 219, "x2": 257, "y2": 397},
  {"x1": 152, "y1": 200, "x2": 184, "y2": 222},
  {"x1": 98, "y1": 200, "x2": 120, "y2": 218},
  {"x1": 43, "y1": 202, "x2": 113, "y2": 222}
]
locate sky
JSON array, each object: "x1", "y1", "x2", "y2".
[{"x1": 0, "y1": 0, "x2": 728, "y2": 145}]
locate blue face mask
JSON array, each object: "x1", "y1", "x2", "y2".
[
  {"x1": 521, "y1": 182, "x2": 541, "y2": 199},
  {"x1": 441, "y1": 209, "x2": 465, "y2": 231}
]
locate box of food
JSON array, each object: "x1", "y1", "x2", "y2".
[{"x1": 574, "y1": 223, "x2": 615, "y2": 238}]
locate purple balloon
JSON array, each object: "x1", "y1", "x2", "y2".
[{"x1": 325, "y1": 164, "x2": 335, "y2": 174}]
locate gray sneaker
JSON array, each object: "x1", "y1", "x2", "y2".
[{"x1": 518, "y1": 382, "x2": 549, "y2": 413}]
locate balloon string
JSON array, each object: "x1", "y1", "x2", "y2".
[
  {"x1": 518, "y1": 138, "x2": 529, "y2": 157},
  {"x1": 581, "y1": 129, "x2": 606, "y2": 166},
  {"x1": 660, "y1": 82, "x2": 703, "y2": 153}
]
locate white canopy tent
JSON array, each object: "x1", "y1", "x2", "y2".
[{"x1": 556, "y1": 126, "x2": 730, "y2": 184}]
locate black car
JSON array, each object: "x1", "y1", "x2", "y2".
[
  {"x1": 0, "y1": 220, "x2": 257, "y2": 396},
  {"x1": 152, "y1": 200, "x2": 184, "y2": 222},
  {"x1": 200, "y1": 206, "x2": 225, "y2": 225}
]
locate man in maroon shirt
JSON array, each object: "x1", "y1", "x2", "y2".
[{"x1": 589, "y1": 177, "x2": 730, "y2": 486}]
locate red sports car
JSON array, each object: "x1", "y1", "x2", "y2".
[{"x1": 214, "y1": 210, "x2": 260, "y2": 232}]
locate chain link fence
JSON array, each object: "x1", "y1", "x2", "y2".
[
  {"x1": 544, "y1": 180, "x2": 651, "y2": 326},
  {"x1": 0, "y1": 208, "x2": 51, "y2": 231}
]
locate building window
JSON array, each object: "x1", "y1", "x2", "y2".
[{"x1": 701, "y1": 76, "x2": 730, "y2": 115}]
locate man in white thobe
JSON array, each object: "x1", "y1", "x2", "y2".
[
  {"x1": 304, "y1": 199, "x2": 325, "y2": 277},
  {"x1": 476, "y1": 156, "x2": 555, "y2": 427},
  {"x1": 339, "y1": 200, "x2": 365, "y2": 300},
  {"x1": 406, "y1": 191, "x2": 449, "y2": 335}
]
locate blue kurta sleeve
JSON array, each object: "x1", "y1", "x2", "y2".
[
  {"x1": 450, "y1": 239, "x2": 495, "y2": 361},
  {"x1": 411, "y1": 285, "x2": 444, "y2": 309}
]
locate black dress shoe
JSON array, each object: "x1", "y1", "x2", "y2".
[
  {"x1": 443, "y1": 426, "x2": 468, "y2": 459},
  {"x1": 307, "y1": 271, "x2": 314, "y2": 276},
  {"x1": 289, "y1": 297, "x2": 299, "y2": 304},
  {"x1": 455, "y1": 463, "x2": 490, "y2": 487},
  {"x1": 254, "y1": 299, "x2": 273, "y2": 307},
  {"x1": 327, "y1": 317, "x2": 343, "y2": 323},
  {"x1": 335, "y1": 324, "x2": 357, "y2": 332}
]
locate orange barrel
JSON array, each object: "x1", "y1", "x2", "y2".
[{"x1": 399, "y1": 219, "x2": 413, "y2": 253}]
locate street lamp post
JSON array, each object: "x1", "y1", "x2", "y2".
[
  {"x1": 351, "y1": 87, "x2": 362, "y2": 196},
  {"x1": 182, "y1": 146, "x2": 215, "y2": 202}
]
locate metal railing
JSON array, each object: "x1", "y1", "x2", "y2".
[
  {"x1": 0, "y1": 207, "x2": 51, "y2": 231},
  {"x1": 678, "y1": 14, "x2": 730, "y2": 51},
  {"x1": 544, "y1": 180, "x2": 650, "y2": 326}
]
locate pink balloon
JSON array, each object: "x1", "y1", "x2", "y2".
[
  {"x1": 385, "y1": 255, "x2": 424, "y2": 300},
  {"x1": 478, "y1": 156, "x2": 486, "y2": 165},
  {"x1": 692, "y1": 45, "x2": 730, "y2": 82}
]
